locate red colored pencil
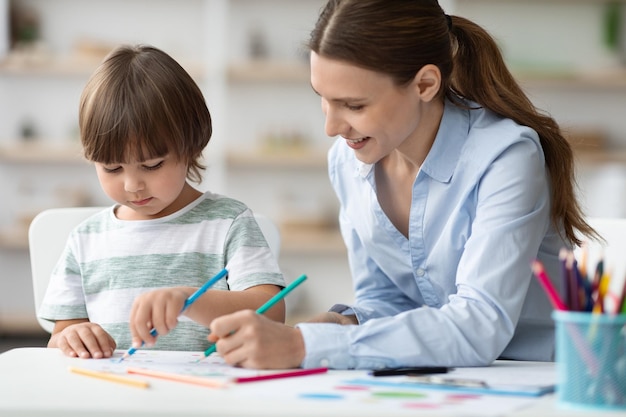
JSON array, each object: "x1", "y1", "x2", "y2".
[{"x1": 234, "y1": 367, "x2": 328, "y2": 384}]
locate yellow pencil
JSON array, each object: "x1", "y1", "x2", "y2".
[
  {"x1": 126, "y1": 367, "x2": 227, "y2": 388},
  {"x1": 69, "y1": 366, "x2": 150, "y2": 389}
]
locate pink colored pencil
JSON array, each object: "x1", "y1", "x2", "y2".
[
  {"x1": 532, "y1": 261, "x2": 600, "y2": 376},
  {"x1": 531, "y1": 260, "x2": 567, "y2": 311},
  {"x1": 234, "y1": 367, "x2": 328, "y2": 384}
]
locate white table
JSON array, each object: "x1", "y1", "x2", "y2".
[{"x1": 0, "y1": 348, "x2": 602, "y2": 417}]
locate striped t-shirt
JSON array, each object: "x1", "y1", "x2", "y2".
[{"x1": 39, "y1": 192, "x2": 285, "y2": 351}]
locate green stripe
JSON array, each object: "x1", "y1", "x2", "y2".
[
  {"x1": 82, "y1": 253, "x2": 226, "y2": 294},
  {"x1": 169, "y1": 197, "x2": 249, "y2": 224},
  {"x1": 39, "y1": 304, "x2": 87, "y2": 320},
  {"x1": 103, "y1": 322, "x2": 213, "y2": 351}
]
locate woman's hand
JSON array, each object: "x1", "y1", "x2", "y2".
[
  {"x1": 209, "y1": 310, "x2": 305, "y2": 369},
  {"x1": 305, "y1": 311, "x2": 358, "y2": 325},
  {"x1": 49, "y1": 320, "x2": 116, "y2": 359}
]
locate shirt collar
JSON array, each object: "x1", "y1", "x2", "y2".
[
  {"x1": 354, "y1": 98, "x2": 471, "y2": 182},
  {"x1": 420, "y1": 99, "x2": 470, "y2": 183}
]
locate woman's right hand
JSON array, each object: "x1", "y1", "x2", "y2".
[
  {"x1": 49, "y1": 319, "x2": 116, "y2": 359},
  {"x1": 209, "y1": 310, "x2": 306, "y2": 369}
]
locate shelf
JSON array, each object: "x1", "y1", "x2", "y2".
[
  {"x1": 227, "y1": 60, "x2": 310, "y2": 83},
  {"x1": 226, "y1": 149, "x2": 328, "y2": 169},
  {"x1": 280, "y1": 224, "x2": 346, "y2": 255},
  {"x1": 575, "y1": 149, "x2": 626, "y2": 165},
  {"x1": 0, "y1": 54, "x2": 205, "y2": 79},
  {"x1": 514, "y1": 68, "x2": 626, "y2": 90},
  {"x1": 0, "y1": 222, "x2": 346, "y2": 254},
  {"x1": 0, "y1": 142, "x2": 87, "y2": 164},
  {"x1": 0, "y1": 227, "x2": 29, "y2": 250},
  {"x1": 0, "y1": 54, "x2": 102, "y2": 77},
  {"x1": 0, "y1": 55, "x2": 307, "y2": 83}
]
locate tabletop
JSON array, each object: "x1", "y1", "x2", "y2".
[{"x1": 0, "y1": 347, "x2": 601, "y2": 417}]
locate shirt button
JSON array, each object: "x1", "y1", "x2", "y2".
[
  {"x1": 320, "y1": 358, "x2": 330, "y2": 367},
  {"x1": 416, "y1": 268, "x2": 425, "y2": 277}
]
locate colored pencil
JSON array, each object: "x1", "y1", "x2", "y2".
[
  {"x1": 126, "y1": 367, "x2": 227, "y2": 388},
  {"x1": 619, "y1": 279, "x2": 626, "y2": 314},
  {"x1": 591, "y1": 259, "x2": 604, "y2": 296},
  {"x1": 199, "y1": 274, "x2": 307, "y2": 360},
  {"x1": 559, "y1": 249, "x2": 575, "y2": 310},
  {"x1": 69, "y1": 366, "x2": 149, "y2": 388},
  {"x1": 234, "y1": 367, "x2": 328, "y2": 383},
  {"x1": 531, "y1": 260, "x2": 567, "y2": 311},
  {"x1": 119, "y1": 268, "x2": 228, "y2": 362}
]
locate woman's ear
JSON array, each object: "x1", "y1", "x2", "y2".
[{"x1": 413, "y1": 64, "x2": 441, "y2": 102}]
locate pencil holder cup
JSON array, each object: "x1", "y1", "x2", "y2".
[{"x1": 553, "y1": 311, "x2": 626, "y2": 411}]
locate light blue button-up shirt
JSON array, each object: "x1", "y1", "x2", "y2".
[{"x1": 297, "y1": 99, "x2": 569, "y2": 369}]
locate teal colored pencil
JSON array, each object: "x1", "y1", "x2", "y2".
[
  {"x1": 199, "y1": 274, "x2": 307, "y2": 360},
  {"x1": 119, "y1": 268, "x2": 229, "y2": 362}
]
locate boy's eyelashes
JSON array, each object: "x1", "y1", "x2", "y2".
[
  {"x1": 101, "y1": 160, "x2": 165, "y2": 173},
  {"x1": 102, "y1": 166, "x2": 122, "y2": 173},
  {"x1": 144, "y1": 161, "x2": 164, "y2": 170}
]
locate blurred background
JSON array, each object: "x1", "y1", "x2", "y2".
[{"x1": 0, "y1": 0, "x2": 625, "y2": 345}]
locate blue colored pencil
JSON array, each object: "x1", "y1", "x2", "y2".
[
  {"x1": 119, "y1": 268, "x2": 229, "y2": 362},
  {"x1": 198, "y1": 274, "x2": 307, "y2": 361}
]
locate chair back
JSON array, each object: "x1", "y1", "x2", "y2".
[
  {"x1": 28, "y1": 207, "x2": 281, "y2": 333},
  {"x1": 29, "y1": 207, "x2": 105, "y2": 333}
]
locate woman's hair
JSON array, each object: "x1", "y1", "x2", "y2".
[
  {"x1": 309, "y1": 0, "x2": 597, "y2": 245},
  {"x1": 79, "y1": 44, "x2": 212, "y2": 183}
]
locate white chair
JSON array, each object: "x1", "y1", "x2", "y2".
[{"x1": 28, "y1": 206, "x2": 281, "y2": 333}]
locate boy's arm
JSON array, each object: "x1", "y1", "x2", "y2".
[
  {"x1": 184, "y1": 284, "x2": 285, "y2": 326},
  {"x1": 129, "y1": 284, "x2": 285, "y2": 348}
]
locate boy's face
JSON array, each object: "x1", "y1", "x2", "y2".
[{"x1": 94, "y1": 153, "x2": 192, "y2": 220}]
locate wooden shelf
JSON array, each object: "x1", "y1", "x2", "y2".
[
  {"x1": 515, "y1": 68, "x2": 626, "y2": 90},
  {"x1": 575, "y1": 149, "x2": 626, "y2": 165},
  {"x1": 280, "y1": 225, "x2": 346, "y2": 255},
  {"x1": 0, "y1": 227, "x2": 29, "y2": 250},
  {"x1": 0, "y1": 55, "x2": 101, "y2": 77},
  {"x1": 0, "y1": 55, "x2": 205, "y2": 79},
  {"x1": 0, "y1": 222, "x2": 346, "y2": 254},
  {"x1": 0, "y1": 55, "x2": 308, "y2": 84},
  {"x1": 227, "y1": 60, "x2": 309, "y2": 83},
  {"x1": 0, "y1": 142, "x2": 87, "y2": 164},
  {"x1": 226, "y1": 149, "x2": 327, "y2": 169}
]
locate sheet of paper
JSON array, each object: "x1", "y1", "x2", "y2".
[{"x1": 82, "y1": 349, "x2": 259, "y2": 379}]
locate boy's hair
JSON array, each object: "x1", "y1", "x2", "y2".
[
  {"x1": 79, "y1": 44, "x2": 212, "y2": 183},
  {"x1": 309, "y1": 0, "x2": 597, "y2": 245}
]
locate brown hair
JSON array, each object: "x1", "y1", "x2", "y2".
[
  {"x1": 309, "y1": 0, "x2": 597, "y2": 245},
  {"x1": 79, "y1": 44, "x2": 212, "y2": 183}
]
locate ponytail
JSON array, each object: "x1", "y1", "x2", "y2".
[{"x1": 447, "y1": 16, "x2": 598, "y2": 245}]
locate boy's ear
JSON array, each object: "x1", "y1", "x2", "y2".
[{"x1": 413, "y1": 64, "x2": 441, "y2": 102}]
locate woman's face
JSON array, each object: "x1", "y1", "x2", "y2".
[{"x1": 310, "y1": 52, "x2": 423, "y2": 165}]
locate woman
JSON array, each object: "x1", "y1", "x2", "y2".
[{"x1": 206, "y1": 0, "x2": 597, "y2": 370}]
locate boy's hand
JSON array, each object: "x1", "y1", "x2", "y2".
[
  {"x1": 50, "y1": 321, "x2": 116, "y2": 359},
  {"x1": 128, "y1": 287, "x2": 191, "y2": 349}
]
